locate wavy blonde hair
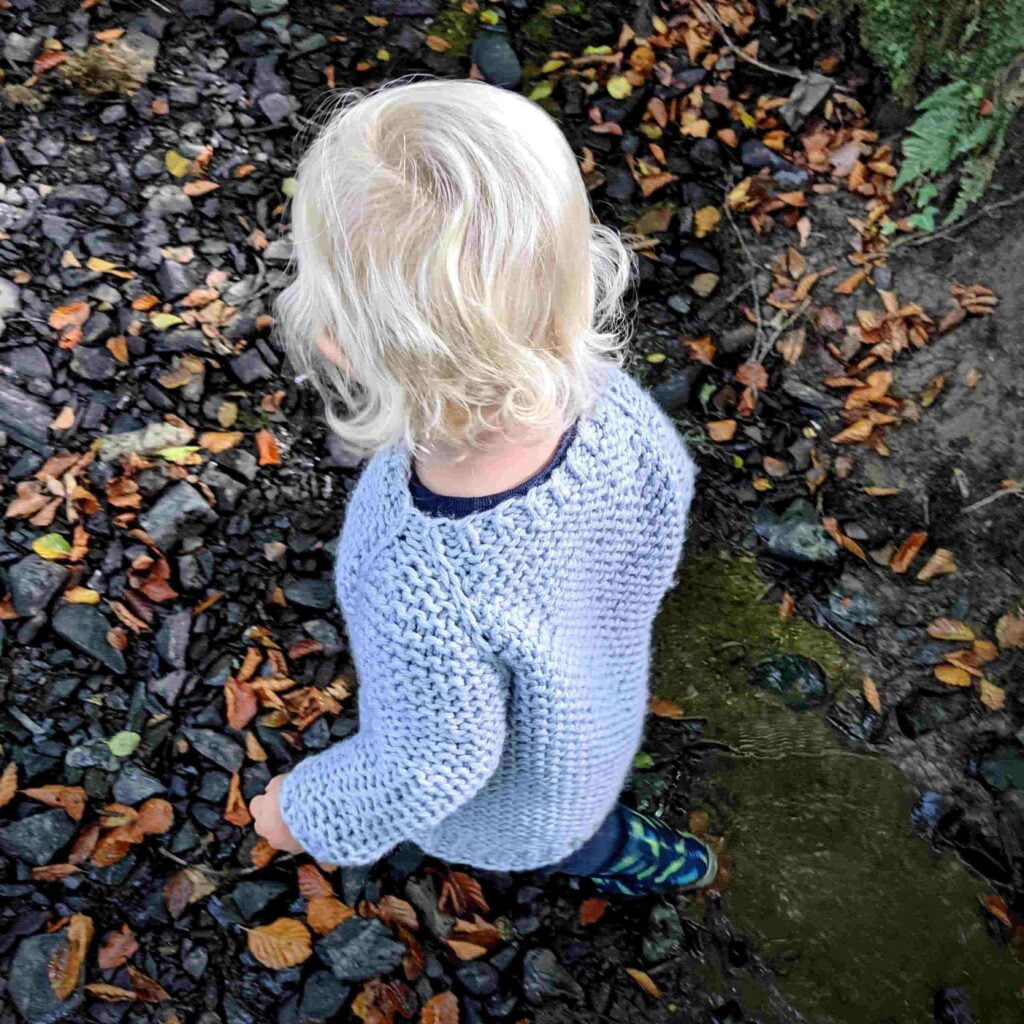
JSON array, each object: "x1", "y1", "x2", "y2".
[{"x1": 277, "y1": 75, "x2": 635, "y2": 457}]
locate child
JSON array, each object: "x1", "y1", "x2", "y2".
[{"x1": 249, "y1": 76, "x2": 716, "y2": 897}]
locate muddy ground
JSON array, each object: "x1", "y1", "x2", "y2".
[{"x1": 0, "y1": 1, "x2": 1022, "y2": 1023}]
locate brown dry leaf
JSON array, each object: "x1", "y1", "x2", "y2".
[
  {"x1": 425, "y1": 35, "x2": 451, "y2": 52},
  {"x1": 707, "y1": 420, "x2": 736, "y2": 442},
  {"x1": 916, "y1": 548, "x2": 957, "y2": 582},
  {"x1": 225, "y1": 677, "x2": 259, "y2": 730},
  {"x1": 995, "y1": 609, "x2": 1024, "y2": 649},
  {"x1": 32, "y1": 864, "x2": 80, "y2": 882},
  {"x1": 97, "y1": 924, "x2": 139, "y2": 970},
  {"x1": 85, "y1": 984, "x2": 137, "y2": 1002},
  {"x1": 200, "y1": 431, "x2": 244, "y2": 453},
  {"x1": 830, "y1": 419, "x2": 874, "y2": 444},
  {"x1": 137, "y1": 797, "x2": 174, "y2": 835},
  {"x1": 834, "y1": 270, "x2": 867, "y2": 295},
  {"x1": 49, "y1": 913, "x2": 94, "y2": 1000},
  {"x1": 49, "y1": 301, "x2": 91, "y2": 332},
  {"x1": 779, "y1": 592, "x2": 796, "y2": 620},
  {"x1": 297, "y1": 863, "x2": 335, "y2": 900},
  {"x1": 308, "y1": 896, "x2": 355, "y2": 935},
  {"x1": 0, "y1": 761, "x2": 18, "y2": 809},
  {"x1": 926, "y1": 618, "x2": 975, "y2": 642},
  {"x1": 224, "y1": 772, "x2": 251, "y2": 827},
  {"x1": 445, "y1": 939, "x2": 488, "y2": 961},
  {"x1": 50, "y1": 406, "x2": 76, "y2": 431},
  {"x1": 64, "y1": 587, "x2": 100, "y2": 605},
  {"x1": 682, "y1": 336, "x2": 716, "y2": 364},
  {"x1": 373, "y1": 894, "x2": 419, "y2": 932},
  {"x1": 579, "y1": 897, "x2": 609, "y2": 926},
  {"x1": 255, "y1": 429, "x2": 281, "y2": 466},
  {"x1": 694, "y1": 206, "x2": 721, "y2": 238},
  {"x1": 126, "y1": 966, "x2": 170, "y2": 1002},
  {"x1": 889, "y1": 532, "x2": 927, "y2": 573},
  {"x1": 247, "y1": 918, "x2": 313, "y2": 969},
  {"x1": 182, "y1": 180, "x2": 219, "y2": 198},
  {"x1": 438, "y1": 870, "x2": 489, "y2": 917},
  {"x1": 21, "y1": 785, "x2": 87, "y2": 821},
  {"x1": 250, "y1": 836, "x2": 277, "y2": 869},
  {"x1": 776, "y1": 326, "x2": 805, "y2": 364},
  {"x1": 979, "y1": 679, "x2": 1006, "y2": 711},
  {"x1": 981, "y1": 892, "x2": 1012, "y2": 928},
  {"x1": 862, "y1": 676, "x2": 881, "y2": 712},
  {"x1": 935, "y1": 665, "x2": 972, "y2": 687},
  {"x1": 421, "y1": 991, "x2": 459, "y2": 1024},
  {"x1": 625, "y1": 967, "x2": 661, "y2": 999},
  {"x1": 822, "y1": 517, "x2": 866, "y2": 560},
  {"x1": 648, "y1": 696, "x2": 684, "y2": 719},
  {"x1": 164, "y1": 866, "x2": 217, "y2": 918},
  {"x1": 735, "y1": 362, "x2": 768, "y2": 390},
  {"x1": 864, "y1": 487, "x2": 899, "y2": 497}
]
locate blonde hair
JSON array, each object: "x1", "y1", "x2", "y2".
[{"x1": 277, "y1": 75, "x2": 635, "y2": 457}]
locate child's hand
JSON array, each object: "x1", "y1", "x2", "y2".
[{"x1": 249, "y1": 774, "x2": 305, "y2": 854}]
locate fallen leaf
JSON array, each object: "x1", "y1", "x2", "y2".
[
  {"x1": 579, "y1": 897, "x2": 608, "y2": 926},
  {"x1": 736, "y1": 362, "x2": 768, "y2": 390},
  {"x1": 49, "y1": 301, "x2": 91, "y2": 332},
  {"x1": 995, "y1": 609, "x2": 1024, "y2": 649},
  {"x1": 32, "y1": 533, "x2": 73, "y2": 561},
  {"x1": 164, "y1": 150, "x2": 191, "y2": 178},
  {"x1": 625, "y1": 967, "x2": 661, "y2": 998},
  {"x1": 682, "y1": 336, "x2": 716, "y2": 364},
  {"x1": 834, "y1": 270, "x2": 867, "y2": 295},
  {"x1": 927, "y1": 618, "x2": 975, "y2": 642},
  {"x1": 246, "y1": 918, "x2": 312, "y2": 969},
  {"x1": 707, "y1": 420, "x2": 736, "y2": 442},
  {"x1": 0, "y1": 762, "x2": 18, "y2": 808},
  {"x1": 21, "y1": 785, "x2": 87, "y2": 821},
  {"x1": 307, "y1": 896, "x2": 354, "y2": 935},
  {"x1": 32, "y1": 864, "x2": 80, "y2": 882},
  {"x1": 224, "y1": 773, "x2": 251, "y2": 827},
  {"x1": 164, "y1": 866, "x2": 217, "y2": 918},
  {"x1": 916, "y1": 549, "x2": 957, "y2": 582},
  {"x1": 199, "y1": 431, "x2": 244, "y2": 453},
  {"x1": 49, "y1": 913, "x2": 94, "y2": 1000},
  {"x1": 694, "y1": 206, "x2": 721, "y2": 238},
  {"x1": 979, "y1": 679, "x2": 1005, "y2": 711},
  {"x1": 648, "y1": 696, "x2": 684, "y2": 719},
  {"x1": 126, "y1": 966, "x2": 170, "y2": 1002},
  {"x1": 982, "y1": 892, "x2": 1012, "y2": 928},
  {"x1": 255, "y1": 429, "x2": 280, "y2": 466},
  {"x1": 935, "y1": 665, "x2": 972, "y2": 687},
  {"x1": 862, "y1": 676, "x2": 881, "y2": 712},
  {"x1": 97, "y1": 925, "x2": 139, "y2": 970},
  {"x1": 889, "y1": 532, "x2": 927, "y2": 573},
  {"x1": 50, "y1": 407, "x2": 76, "y2": 430},
  {"x1": 85, "y1": 984, "x2": 137, "y2": 1002},
  {"x1": 298, "y1": 864, "x2": 335, "y2": 900},
  {"x1": 182, "y1": 180, "x2": 219, "y2": 197},
  {"x1": 421, "y1": 991, "x2": 459, "y2": 1024},
  {"x1": 776, "y1": 326, "x2": 805, "y2": 364},
  {"x1": 137, "y1": 797, "x2": 174, "y2": 835},
  {"x1": 445, "y1": 939, "x2": 488, "y2": 961}
]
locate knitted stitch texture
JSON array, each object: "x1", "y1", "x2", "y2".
[{"x1": 279, "y1": 367, "x2": 697, "y2": 871}]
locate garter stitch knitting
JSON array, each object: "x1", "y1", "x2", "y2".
[{"x1": 279, "y1": 367, "x2": 698, "y2": 870}]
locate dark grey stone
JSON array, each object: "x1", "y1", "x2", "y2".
[
  {"x1": 258, "y1": 92, "x2": 292, "y2": 124},
  {"x1": 521, "y1": 948, "x2": 583, "y2": 1005},
  {"x1": 230, "y1": 348, "x2": 272, "y2": 385},
  {"x1": 0, "y1": 378, "x2": 54, "y2": 452},
  {"x1": 70, "y1": 346, "x2": 116, "y2": 382},
  {"x1": 52, "y1": 604, "x2": 127, "y2": 674},
  {"x1": 317, "y1": 918, "x2": 405, "y2": 982},
  {"x1": 113, "y1": 763, "x2": 165, "y2": 804},
  {"x1": 230, "y1": 880, "x2": 289, "y2": 920},
  {"x1": 155, "y1": 608, "x2": 191, "y2": 668},
  {"x1": 156, "y1": 260, "x2": 195, "y2": 300},
  {"x1": 0, "y1": 809, "x2": 77, "y2": 865},
  {"x1": 183, "y1": 727, "x2": 244, "y2": 772},
  {"x1": 8, "y1": 932, "x2": 84, "y2": 1023},
  {"x1": 283, "y1": 578, "x2": 335, "y2": 610},
  {"x1": 457, "y1": 962, "x2": 499, "y2": 997},
  {"x1": 139, "y1": 481, "x2": 216, "y2": 549},
  {"x1": 9, "y1": 555, "x2": 69, "y2": 617}
]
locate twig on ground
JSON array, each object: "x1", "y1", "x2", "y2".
[
  {"x1": 961, "y1": 482, "x2": 1023, "y2": 514},
  {"x1": 890, "y1": 191, "x2": 1024, "y2": 250},
  {"x1": 693, "y1": 0, "x2": 811, "y2": 83},
  {"x1": 722, "y1": 201, "x2": 768, "y2": 359}
]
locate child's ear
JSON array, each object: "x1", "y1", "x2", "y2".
[{"x1": 316, "y1": 330, "x2": 353, "y2": 374}]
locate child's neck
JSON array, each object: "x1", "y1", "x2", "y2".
[{"x1": 413, "y1": 422, "x2": 568, "y2": 499}]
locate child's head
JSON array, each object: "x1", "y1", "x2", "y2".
[{"x1": 278, "y1": 76, "x2": 635, "y2": 457}]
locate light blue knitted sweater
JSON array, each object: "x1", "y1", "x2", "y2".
[{"x1": 279, "y1": 367, "x2": 697, "y2": 870}]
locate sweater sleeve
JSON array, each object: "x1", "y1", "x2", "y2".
[{"x1": 278, "y1": 601, "x2": 509, "y2": 867}]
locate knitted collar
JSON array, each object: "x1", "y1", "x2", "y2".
[{"x1": 375, "y1": 365, "x2": 631, "y2": 536}]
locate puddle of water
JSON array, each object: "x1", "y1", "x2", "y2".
[{"x1": 652, "y1": 549, "x2": 1023, "y2": 1023}]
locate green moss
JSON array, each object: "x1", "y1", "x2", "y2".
[
  {"x1": 652, "y1": 550, "x2": 1024, "y2": 1023},
  {"x1": 430, "y1": 3, "x2": 477, "y2": 58}
]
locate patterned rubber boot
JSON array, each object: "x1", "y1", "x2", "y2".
[{"x1": 588, "y1": 808, "x2": 717, "y2": 897}]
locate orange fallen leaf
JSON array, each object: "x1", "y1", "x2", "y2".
[
  {"x1": 137, "y1": 797, "x2": 174, "y2": 835},
  {"x1": 916, "y1": 548, "x2": 957, "y2": 582},
  {"x1": 0, "y1": 762, "x2": 18, "y2": 809},
  {"x1": 707, "y1": 420, "x2": 736, "y2": 442},
  {"x1": 50, "y1": 406, "x2": 76, "y2": 431},
  {"x1": 21, "y1": 785, "x2": 87, "y2": 821},
  {"x1": 297, "y1": 863, "x2": 335, "y2": 900},
  {"x1": 682, "y1": 336, "x2": 716, "y2": 364},
  {"x1": 648, "y1": 696, "x2": 684, "y2": 719},
  {"x1": 822, "y1": 516, "x2": 865, "y2": 560},
  {"x1": 995, "y1": 608, "x2": 1024, "y2": 649},
  {"x1": 778, "y1": 592, "x2": 795, "y2": 620},
  {"x1": 49, "y1": 301, "x2": 91, "y2": 332},
  {"x1": 834, "y1": 270, "x2": 867, "y2": 295},
  {"x1": 935, "y1": 665, "x2": 971, "y2": 687},
  {"x1": 862, "y1": 676, "x2": 881, "y2": 712},
  {"x1": 32, "y1": 863, "x2": 80, "y2": 882},
  {"x1": 126, "y1": 966, "x2": 170, "y2": 1002},
  {"x1": 735, "y1": 362, "x2": 768, "y2": 390},
  {"x1": 625, "y1": 967, "x2": 661, "y2": 998},
  {"x1": 255, "y1": 429, "x2": 280, "y2": 466},
  {"x1": 421, "y1": 991, "x2": 459, "y2": 1024},
  {"x1": 307, "y1": 896, "x2": 354, "y2": 935},
  {"x1": 182, "y1": 180, "x2": 220, "y2": 198},
  {"x1": 49, "y1": 913, "x2": 94, "y2": 1000},
  {"x1": 981, "y1": 892, "x2": 1012, "y2": 928},
  {"x1": 224, "y1": 773, "x2": 251, "y2": 827},
  {"x1": 246, "y1": 918, "x2": 312, "y2": 969},
  {"x1": 890, "y1": 532, "x2": 927, "y2": 573},
  {"x1": 579, "y1": 897, "x2": 608, "y2": 926}
]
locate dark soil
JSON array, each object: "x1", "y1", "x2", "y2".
[{"x1": 1, "y1": 2, "x2": 1022, "y2": 1023}]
